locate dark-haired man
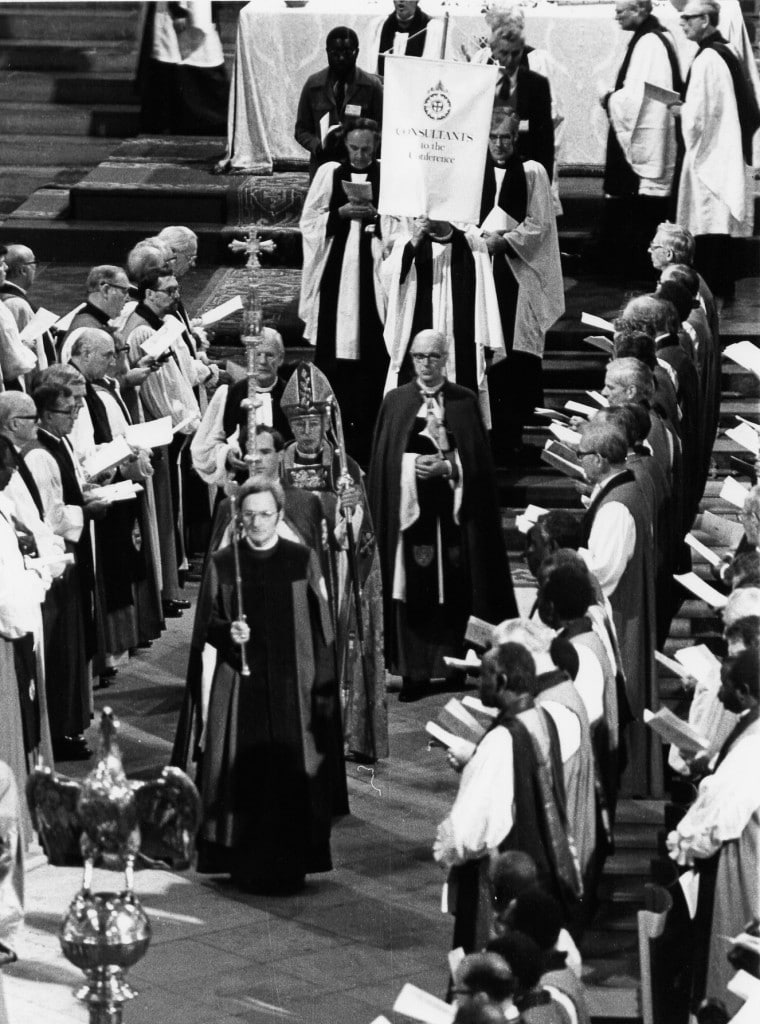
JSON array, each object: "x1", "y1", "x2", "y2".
[
  {"x1": 295, "y1": 26, "x2": 384, "y2": 178},
  {"x1": 434, "y1": 641, "x2": 578, "y2": 953},
  {"x1": 668, "y1": 649, "x2": 760, "y2": 1014},
  {"x1": 374, "y1": 1, "x2": 443, "y2": 77}
]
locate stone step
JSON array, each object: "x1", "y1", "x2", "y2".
[
  {"x1": 0, "y1": 135, "x2": 114, "y2": 167},
  {"x1": 0, "y1": 1, "x2": 244, "y2": 45},
  {"x1": 0, "y1": 70, "x2": 135, "y2": 106},
  {"x1": 0, "y1": 100, "x2": 138, "y2": 137},
  {"x1": 0, "y1": 40, "x2": 138, "y2": 73},
  {"x1": 0, "y1": 3, "x2": 142, "y2": 42},
  {"x1": 586, "y1": 987, "x2": 641, "y2": 1024},
  {"x1": 0, "y1": 39, "x2": 236, "y2": 74}
]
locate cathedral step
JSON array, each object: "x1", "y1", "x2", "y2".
[
  {"x1": 0, "y1": 100, "x2": 138, "y2": 138},
  {"x1": 0, "y1": 70, "x2": 135, "y2": 106}
]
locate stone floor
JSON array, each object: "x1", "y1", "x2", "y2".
[{"x1": 4, "y1": 583, "x2": 517, "y2": 1024}]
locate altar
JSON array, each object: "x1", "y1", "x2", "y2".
[{"x1": 223, "y1": 0, "x2": 758, "y2": 174}]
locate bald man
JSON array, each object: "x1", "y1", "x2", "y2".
[
  {"x1": 0, "y1": 244, "x2": 55, "y2": 372},
  {"x1": 368, "y1": 329, "x2": 516, "y2": 701}
]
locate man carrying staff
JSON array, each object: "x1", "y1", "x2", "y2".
[
  {"x1": 195, "y1": 477, "x2": 335, "y2": 894},
  {"x1": 369, "y1": 329, "x2": 517, "y2": 703}
]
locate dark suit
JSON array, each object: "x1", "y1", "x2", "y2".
[
  {"x1": 295, "y1": 66, "x2": 383, "y2": 177},
  {"x1": 497, "y1": 66, "x2": 554, "y2": 181}
]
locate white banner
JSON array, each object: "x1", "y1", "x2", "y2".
[{"x1": 379, "y1": 55, "x2": 498, "y2": 223}]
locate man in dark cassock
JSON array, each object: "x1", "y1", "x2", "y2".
[
  {"x1": 25, "y1": 383, "x2": 108, "y2": 761},
  {"x1": 68, "y1": 329, "x2": 161, "y2": 658},
  {"x1": 599, "y1": 0, "x2": 682, "y2": 276},
  {"x1": 172, "y1": 424, "x2": 330, "y2": 777},
  {"x1": 368, "y1": 330, "x2": 517, "y2": 703},
  {"x1": 489, "y1": 21, "x2": 553, "y2": 180},
  {"x1": 299, "y1": 120, "x2": 388, "y2": 467},
  {"x1": 375, "y1": 2, "x2": 441, "y2": 77},
  {"x1": 195, "y1": 477, "x2": 335, "y2": 893},
  {"x1": 295, "y1": 27, "x2": 383, "y2": 179},
  {"x1": 62, "y1": 265, "x2": 131, "y2": 346},
  {"x1": 191, "y1": 328, "x2": 291, "y2": 494},
  {"x1": 475, "y1": 108, "x2": 563, "y2": 464},
  {"x1": 280, "y1": 363, "x2": 388, "y2": 766}
]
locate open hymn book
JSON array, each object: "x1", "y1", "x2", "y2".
[{"x1": 644, "y1": 708, "x2": 708, "y2": 755}]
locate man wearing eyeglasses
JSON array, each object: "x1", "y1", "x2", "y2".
[
  {"x1": 369, "y1": 329, "x2": 517, "y2": 703},
  {"x1": 673, "y1": 0, "x2": 760, "y2": 300},
  {"x1": 0, "y1": 246, "x2": 37, "y2": 391},
  {"x1": 0, "y1": 392, "x2": 66, "y2": 565},
  {"x1": 61, "y1": 265, "x2": 131, "y2": 351},
  {"x1": 25, "y1": 381, "x2": 111, "y2": 762},
  {"x1": 120, "y1": 269, "x2": 201, "y2": 618},
  {"x1": 194, "y1": 477, "x2": 336, "y2": 895},
  {"x1": 0, "y1": 244, "x2": 56, "y2": 373},
  {"x1": 576, "y1": 416, "x2": 657, "y2": 797}
]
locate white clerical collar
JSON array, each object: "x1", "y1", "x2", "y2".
[
  {"x1": 245, "y1": 534, "x2": 279, "y2": 552},
  {"x1": 429, "y1": 231, "x2": 453, "y2": 244},
  {"x1": 256, "y1": 381, "x2": 277, "y2": 393}
]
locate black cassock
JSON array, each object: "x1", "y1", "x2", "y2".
[
  {"x1": 196, "y1": 538, "x2": 335, "y2": 886},
  {"x1": 369, "y1": 381, "x2": 517, "y2": 683}
]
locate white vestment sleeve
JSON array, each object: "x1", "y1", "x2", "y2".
[
  {"x1": 607, "y1": 33, "x2": 677, "y2": 192},
  {"x1": 190, "y1": 384, "x2": 234, "y2": 486},
  {"x1": 680, "y1": 49, "x2": 748, "y2": 225},
  {"x1": 579, "y1": 500, "x2": 636, "y2": 597},
  {"x1": 0, "y1": 500, "x2": 46, "y2": 638},
  {"x1": 24, "y1": 448, "x2": 84, "y2": 542},
  {"x1": 434, "y1": 728, "x2": 514, "y2": 867},
  {"x1": 572, "y1": 643, "x2": 605, "y2": 726},
  {"x1": 298, "y1": 161, "x2": 340, "y2": 341},
  {"x1": 676, "y1": 726, "x2": 760, "y2": 860}
]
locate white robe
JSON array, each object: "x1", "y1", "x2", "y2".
[
  {"x1": 607, "y1": 31, "x2": 679, "y2": 196},
  {"x1": 677, "y1": 46, "x2": 752, "y2": 237},
  {"x1": 674, "y1": 717, "x2": 760, "y2": 1015},
  {"x1": 190, "y1": 382, "x2": 275, "y2": 491},
  {"x1": 298, "y1": 160, "x2": 387, "y2": 353},
  {"x1": 381, "y1": 232, "x2": 504, "y2": 426},
  {"x1": 475, "y1": 160, "x2": 564, "y2": 360}
]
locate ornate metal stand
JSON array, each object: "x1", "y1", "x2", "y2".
[{"x1": 26, "y1": 709, "x2": 201, "y2": 1023}]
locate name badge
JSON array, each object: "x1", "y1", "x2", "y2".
[{"x1": 345, "y1": 103, "x2": 362, "y2": 117}]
